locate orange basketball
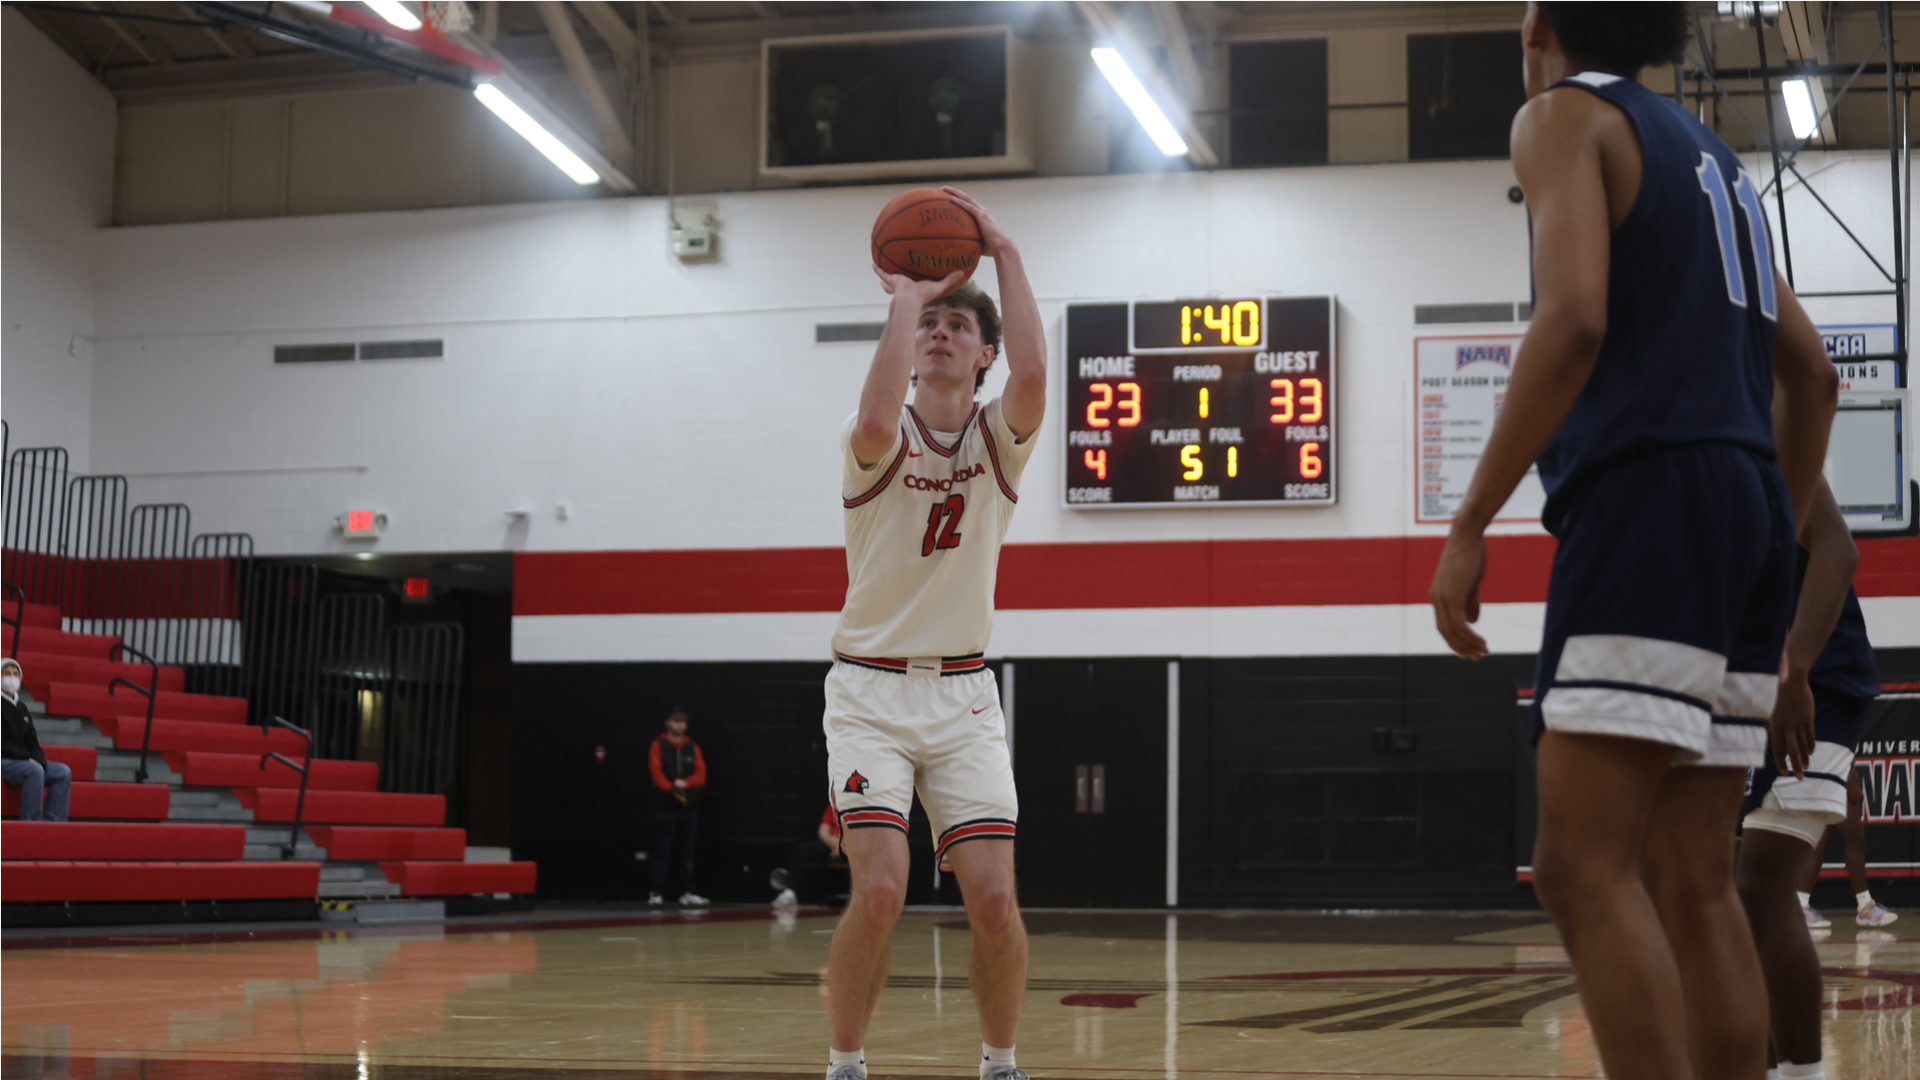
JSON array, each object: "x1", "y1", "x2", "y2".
[{"x1": 870, "y1": 188, "x2": 982, "y2": 283}]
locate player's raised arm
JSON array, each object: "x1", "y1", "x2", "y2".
[
  {"x1": 853, "y1": 266, "x2": 964, "y2": 468},
  {"x1": 944, "y1": 187, "x2": 1045, "y2": 441},
  {"x1": 1770, "y1": 277, "x2": 1840, "y2": 528},
  {"x1": 1429, "y1": 89, "x2": 1614, "y2": 658}
]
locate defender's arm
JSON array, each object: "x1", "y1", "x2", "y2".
[
  {"x1": 945, "y1": 187, "x2": 1046, "y2": 441},
  {"x1": 1431, "y1": 91, "x2": 1613, "y2": 659}
]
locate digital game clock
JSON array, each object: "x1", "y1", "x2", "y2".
[{"x1": 1063, "y1": 296, "x2": 1337, "y2": 508}]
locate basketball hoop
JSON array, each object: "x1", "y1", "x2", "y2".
[{"x1": 423, "y1": 0, "x2": 474, "y2": 35}]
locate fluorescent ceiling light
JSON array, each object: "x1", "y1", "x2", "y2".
[
  {"x1": 1090, "y1": 47, "x2": 1189, "y2": 157},
  {"x1": 473, "y1": 83, "x2": 602, "y2": 185},
  {"x1": 364, "y1": 0, "x2": 422, "y2": 31},
  {"x1": 1781, "y1": 78, "x2": 1820, "y2": 140}
]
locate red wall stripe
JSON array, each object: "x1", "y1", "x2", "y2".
[{"x1": 514, "y1": 533, "x2": 1920, "y2": 617}]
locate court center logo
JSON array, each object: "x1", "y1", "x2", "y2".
[{"x1": 844, "y1": 771, "x2": 870, "y2": 795}]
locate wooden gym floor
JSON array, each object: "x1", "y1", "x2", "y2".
[{"x1": 4, "y1": 907, "x2": 1915, "y2": 1079}]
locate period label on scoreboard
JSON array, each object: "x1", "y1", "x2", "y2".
[
  {"x1": 1063, "y1": 297, "x2": 1336, "y2": 508},
  {"x1": 1414, "y1": 334, "x2": 1546, "y2": 524}
]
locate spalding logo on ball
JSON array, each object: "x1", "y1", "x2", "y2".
[{"x1": 871, "y1": 187, "x2": 982, "y2": 284}]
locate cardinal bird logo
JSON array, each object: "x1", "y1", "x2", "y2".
[{"x1": 844, "y1": 771, "x2": 871, "y2": 795}]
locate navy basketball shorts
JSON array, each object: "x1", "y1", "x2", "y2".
[
  {"x1": 1742, "y1": 691, "x2": 1873, "y2": 846},
  {"x1": 1532, "y1": 445, "x2": 1795, "y2": 769}
]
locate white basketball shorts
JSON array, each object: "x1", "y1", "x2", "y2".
[{"x1": 824, "y1": 655, "x2": 1017, "y2": 858}]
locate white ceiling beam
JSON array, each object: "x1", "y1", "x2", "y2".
[
  {"x1": 449, "y1": 30, "x2": 640, "y2": 192},
  {"x1": 87, "y1": 2, "x2": 174, "y2": 64},
  {"x1": 1076, "y1": 0, "x2": 1218, "y2": 166},
  {"x1": 1148, "y1": 1, "x2": 1204, "y2": 105},
  {"x1": 572, "y1": 1, "x2": 638, "y2": 55},
  {"x1": 536, "y1": 1, "x2": 635, "y2": 161},
  {"x1": 1779, "y1": 0, "x2": 1836, "y2": 143}
]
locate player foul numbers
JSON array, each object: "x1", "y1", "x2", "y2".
[{"x1": 827, "y1": 186, "x2": 1046, "y2": 1080}]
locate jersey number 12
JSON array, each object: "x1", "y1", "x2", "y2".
[
  {"x1": 922, "y1": 495, "x2": 965, "y2": 556},
  {"x1": 1695, "y1": 153, "x2": 1778, "y2": 321}
]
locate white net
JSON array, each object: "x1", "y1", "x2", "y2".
[{"x1": 424, "y1": 0, "x2": 474, "y2": 34}]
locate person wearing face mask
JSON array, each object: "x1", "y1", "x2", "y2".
[{"x1": 2, "y1": 659, "x2": 71, "y2": 822}]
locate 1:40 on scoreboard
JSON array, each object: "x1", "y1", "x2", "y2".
[{"x1": 1063, "y1": 296, "x2": 1336, "y2": 508}]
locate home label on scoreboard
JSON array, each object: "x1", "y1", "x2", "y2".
[{"x1": 1064, "y1": 297, "x2": 1336, "y2": 508}]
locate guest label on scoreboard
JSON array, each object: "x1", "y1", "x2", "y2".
[
  {"x1": 1414, "y1": 335, "x2": 1546, "y2": 524},
  {"x1": 1064, "y1": 297, "x2": 1336, "y2": 508}
]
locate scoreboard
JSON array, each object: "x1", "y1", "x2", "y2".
[{"x1": 1063, "y1": 297, "x2": 1336, "y2": 507}]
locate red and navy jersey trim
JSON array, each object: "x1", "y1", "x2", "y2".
[
  {"x1": 977, "y1": 411, "x2": 1018, "y2": 503},
  {"x1": 844, "y1": 425, "x2": 911, "y2": 509},
  {"x1": 936, "y1": 817, "x2": 1017, "y2": 857},
  {"x1": 906, "y1": 404, "x2": 977, "y2": 459},
  {"x1": 835, "y1": 652, "x2": 987, "y2": 677},
  {"x1": 839, "y1": 806, "x2": 909, "y2": 833}
]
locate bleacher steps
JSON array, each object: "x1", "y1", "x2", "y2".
[
  {"x1": 246, "y1": 825, "x2": 311, "y2": 845},
  {"x1": 245, "y1": 844, "x2": 327, "y2": 861},
  {"x1": 318, "y1": 898, "x2": 443, "y2": 924},
  {"x1": 94, "y1": 750, "x2": 184, "y2": 786},
  {"x1": 31, "y1": 718, "x2": 114, "y2": 749},
  {"x1": 167, "y1": 789, "x2": 254, "y2": 823},
  {"x1": 317, "y1": 881, "x2": 404, "y2": 899}
]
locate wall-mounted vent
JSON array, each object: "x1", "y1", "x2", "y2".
[
  {"x1": 359, "y1": 339, "x2": 443, "y2": 361},
  {"x1": 1414, "y1": 303, "x2": 1523, "y2": 325},
  {"x1": 275, "y1": 343, "x2": 356, "y2": 364},
  {"x1": 816, "y1": 322, "x2": 886, "y2": 343},
  {"x1": 275, "y1": 339, "x2": 445, "y2": 364}
]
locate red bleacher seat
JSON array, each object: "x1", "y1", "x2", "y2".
[
  {"x1": 100, "y1": 716, "x2": 307, "y2": 756},
  {"x1": 305, "y1": 826, "x2": 466, "y2": 860},
  {"x1": 379, "y1": 860, "x2": 536, "y2": 896},
  {"x1": 164, "y1": 751, "x2": 379, "y2": 792},
  {"x1": 237, "y1": 788, "x2": 444, "y2": 825},
  {"x1": 22, "y1": 659, "x2": 186, "y2": 701},
  {"x1": 2, "y1": 599, "x2": 64, "y2": 630},
  {"x1": 45, "y1": 682, "x2": 245, "y2": 725},
  {"x1": 2, "y1": 821, "x2": 245, "y2": 860},
  {"x1": 13, "y1": 626, "x2": 119, "y2": 659},
  {"x1": 41, "y1": 744, "x2": 96, "y2": 781},
  {"x1": 2, "y1": 861, "x2": 320, "y2": 902},
  {"x1": 2, "y1": 779, "x2": 169, "y2": 820}
]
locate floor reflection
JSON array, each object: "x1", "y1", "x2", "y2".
[{"x1": 2, "y1": 910, "x2": 1914, "y2": 1080}]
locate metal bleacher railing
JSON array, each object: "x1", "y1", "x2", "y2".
[{"x1": 1, "y1": 431, "x2": 468, "y2": 803}]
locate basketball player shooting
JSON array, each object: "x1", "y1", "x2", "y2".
[
  {"x1": 823, "y1": 186, "x2": 1044, "y2": 1080},
  {"x1": 1428, "y1": 5, "x2": 1837, "y2": 1078}
]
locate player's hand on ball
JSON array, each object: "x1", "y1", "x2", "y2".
[
  {"x1": 1770, "y1": 665, "x2": 1815, "y2": 780},
  {"x1": 1430, "y1": 531, "x2": 1489, "y2": 660},
  {"x1": 872, "y1": 263, "x2": 965, "y2": 302},
  {"x1": 941, "y1": 186, "x2": 1012, "y2": 259}
]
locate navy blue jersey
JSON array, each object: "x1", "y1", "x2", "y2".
[
  {"x1": 1536, "y1": 73, "x2": 1780, "y2": 528},
  {"x1": 1795, "y1": 547, "x2": 1881, "y2": 702}
]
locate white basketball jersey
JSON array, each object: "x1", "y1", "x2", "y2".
[{"x1": 832, "y1": 398, "x2": 1037, "y2": 660}]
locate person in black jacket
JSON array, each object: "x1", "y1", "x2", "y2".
[
  {"x1": 646, "y1": 707, "x2": 709, "y2": 907},
  {"x1": 2, "y1": 659, "x2": 71, "y2": 822}
]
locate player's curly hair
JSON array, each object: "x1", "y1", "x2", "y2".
[
  {"x1": 933, "y1": 282, "x2": 1002, "y2": 393},
  {"x1": 1536, "y1": 3, "x2": 1692, "y2": 76}
]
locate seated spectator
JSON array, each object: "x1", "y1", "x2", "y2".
[
  {"x1": 2, "y1": 659, "x2": 70, "y2": 822},
  {"x1": 773, "y1": 807, "x2": 845, "y2": 907}
]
